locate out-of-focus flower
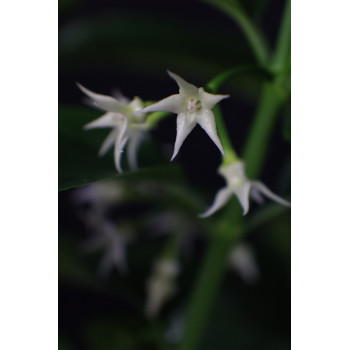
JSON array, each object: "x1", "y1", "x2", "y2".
[
  {"x1": 228, "y1": 243, "x2": 260, "y2": 284},
  {"x1": 77, "y1": 84, "x2": 148, "y2": 172},
  {"x1": 71, "y1": 181, "x2": 132, "y2": 276},
  {"x1": 145, "y1": 258, "x2": 180, "y2": 318},
  {"x1": 82, "y1": 221, "x2": 130, "y2": 276},
  {"x1": 139, "y1": 71, "x2": 229, "y2": 160},
  {"x1": 200, "y1": 160, "x2": 290, "y2": 217}
]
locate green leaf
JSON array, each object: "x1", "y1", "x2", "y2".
[{"x1": 58, "y1": 105, "x2": 184, "y2": 191}]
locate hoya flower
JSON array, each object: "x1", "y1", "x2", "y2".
[
  {"x1": 145, "y1": 258, "x2": 180, "y2": 318},
  {"x1": 71, "y1": 182, "x2": 132, "y2": 276},
  {"x1": 82, "y1": 221, "x2": 130, "y2": 276},
  {"x1": 77, "y1": 84, "x2": 148, "y2": 172},
  {"x1": 200, "y1": 160, "x2": 290, "y2": 217},
  {"x1": 139, "y1": 71, "x2": 229, "y2": 160},
  {"x1": 228, "y1": 243, "x2": 260, "y2": 284}
]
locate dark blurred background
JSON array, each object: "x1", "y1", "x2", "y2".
[{"x1": 59, "y1": 1, "x2": 290, "y2": 349}]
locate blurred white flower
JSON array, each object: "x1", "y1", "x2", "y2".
[
  {"x1": 72, "y1": 182, "x2": 131, "y2": 276},
  {"x1": 82, "y1": 221, "x2": 129, "y2": 276},
  {"x1": 145, "y1": 258, "x2": 180, "y2": 318},
  {"x1": 77, "y1": 84, "x2": 148, "y2": 172},
  {"x1": 139, "y1": 71, "x2": 229, "y2": 160},
  {"x1": 228, "y1": 243, "x2": 260, "y2": 284},
  {"x1": 200, "y1": 160, "x2": 290, "y2": 217}
]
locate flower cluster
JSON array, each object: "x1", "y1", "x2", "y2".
[{"x1": 78, "y1": 71, "x2": 290, "y2": 217}]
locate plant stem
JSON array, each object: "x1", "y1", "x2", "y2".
[
  {"x1": 243, "y1": 81, "x2": 287, "y2": 178},
  {"x1": 271, "y1": 0, "x2": 291, "y2": 72},
  {"x1": 203, "y1": 0, "x2": 270, "y2": 65},
  {"x1": 179, "y1": 209, "x2": 243, "y2": 350}
]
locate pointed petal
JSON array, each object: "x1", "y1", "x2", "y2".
[
  {"x1": 114, "y1": 119, "x2": 128, "y2": 173},
  {"x1": 250, "y1": 186, "x2": 265, "y2": 204},
  {"x1": 111, "y1": 88, "x2": 130, "y2": 105},
  {"x1": 199, "y1": 90, "x2": 229, "y2": 109},
  {"x1": 235, "y1": 182, "x2": 252, "y2": 215},
  {"x1": 199, "y1": 187, "x2": 232, "y2": 218},
  {"x1": 252, "y1": 181, "x2": 291, "y2": 207},
  {"x1": 98, "y1": 129, "x2": 118, "y2": 156},
  {"x1": 84, "y1": 112, "x2": 123, "y2": 129},
  {"x1": 167, "y1": 70, "x2": 198, "y2": 95},
  {"x1": 196, "y1": 109, "x2": 225, "y2": 156},
  {"x1": 77, "y1": 83, "x2": 126, "y2": 113},
  {"x1": 127, "y1": 131, "x2": 145, "y2": 170},
  {"x1": 171, "y1": 113, "x2": 196, "y2": 160},
  {"x1": 141, "y1": 94, "x2": 183, "y2": 114}
]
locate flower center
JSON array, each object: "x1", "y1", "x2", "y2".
[{"x1": 187, "y1": 97, "x2": 202, "y2": 113}]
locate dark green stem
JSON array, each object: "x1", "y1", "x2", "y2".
[
  {"x1": 203, "y1": 0, "x2": 270, "y2": 65},
  {"x1": 243, "y1": 81, "x2": 287, "y2": 178},
  {"x1": 179, "y1": 210, "x2": 243, "y2": 350}
]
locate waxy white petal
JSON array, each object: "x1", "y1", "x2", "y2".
[
  {"x1": 167, "y1": 70, "x2": 198, "y2": 95},
  {"x1": 77, "y1": 83, "x2": 126, "y2": 113},
  {"x1": 252, "y1": 181, "x2": 290, "y2": 207},
  {"x1": 141, "y1": 94, "x2": 183, "y2": 114},
  {"x1": 84, "y1": 112, "x2": 124, "y2": 129},
  {"x1": 199, "y1": 89, "x2": 230, "y2": 110},
  {"x1": 171, "y1": 113, "x2": 197, "y2": 161},
  {"x1": 114, "y1": 118, "x2": 128, "y2": 173},
  {"x1": 250, "y1": 186, "x2": 265, "y2": 204},
  {"x1": 235, "y1": 182, "x2": 252, "y2": 215},
  {"x1": 127, "y1": 131, "x2": 145, "y2": 170},
  {"x1": 99, "y1": 128, "x2": 118, "y2": 156},
  {"x1": 196, "y1": 109, "x2": 225, "y2": 156},
  {"x1": 199, "y1": 187, "x2": 232, "y2": 218}
]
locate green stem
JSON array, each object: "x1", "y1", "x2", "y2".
[
  {"x1": 213, "y1": 105, "x2": 238, "y2": 164},
  {"x1": 203, "y1": 0, "x2": 270, "y2": 65},
  {"x1": 271, "y1": 0, "x2": 291, "y2": 72},
  {"x1": 243, "y1": 81, "x2": 287, "y2": 178},
  {"x1": 179, "y1": 215, "x2": 243, "y2": 350}
]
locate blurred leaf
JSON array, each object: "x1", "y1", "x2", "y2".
[
  {"x1": 58, "y1": 105, "x2": 184, "y2": 191},
  {"x1": 59, "y1": 12, "x2": 251, "y2": 79},
  {"x1": 83, "y1": 317, "x2": 166, "y2": 350}
]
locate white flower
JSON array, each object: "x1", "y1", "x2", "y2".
[
  {"x1": 139, "y1": 71, "x2": 229, "y2": 160},
  {"x1": 200, "y1": 160, "x2": 290, "y2": 217},
  {"x1": 228, "y1": 243, "x2": 260, "y2": 284},
  {"x1": 77, "y1": 84, "x2": 147, "y2": 172},
  {"x1": 82, "y1": 221, "x2": 129, "y2": 276},
  {"x1": 72, "y1": 182, "x2": 131, "y2": 276},
  {"x1": 145, "y1": 258, "x2": 180, "y2": 318}
]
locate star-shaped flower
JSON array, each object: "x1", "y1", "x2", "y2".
[
  {"x1": 139, "y1": 71, "x2": 229, "y2": 160},
  {"x1": 200, "y1": 160, "x2": 290, "y2": 217},
  {"x1": 77, "y1": 84, "x2": 147, "y2": 172},
  {"x1": 145, "y1": 258, "x2": 180, "y2": 318}
]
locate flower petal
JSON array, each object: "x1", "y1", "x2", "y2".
[
  {"x1": 199, "y1": 187, "x2": 232, "y2": 218},
  {"x1": 171, "y1": 113, "x2": 196, "y2": 161},
  {"x1": 141, "y1": 94, "x2": 183, "y2": 114},
  {"x1": 199, "y1": 90, "x2": 230, "y2": 110},
  {"x1": 98, "y1": 129, "x2": 118, "y2": 156},
  {"x1": 196, "y1": 109, "x2": 225, "y2": 156},
  {"x1": 127, "y1": 131, "x2": 145, "y2": 170},
  {"x1": 84, "y1": 112, "x2": 124, "y2": 129},
  {"x1": 77, "y1": 83, "x2": 126, "y2": 113},
  {"x1": 114, "y1": 118, "x2": 129, "y2": 173},
  {"x1": 250, "y1": 186, "x2": 265, "y2": 204},
  {"x1": 167, "y1": 70, "x2": 198, "y2": 95},
  {"x1": 235, "y1": 182, "x2": 252, "y2": 215},
  {"x1": 252, "y1": 181, "x2": 291, "y2": 207}
]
